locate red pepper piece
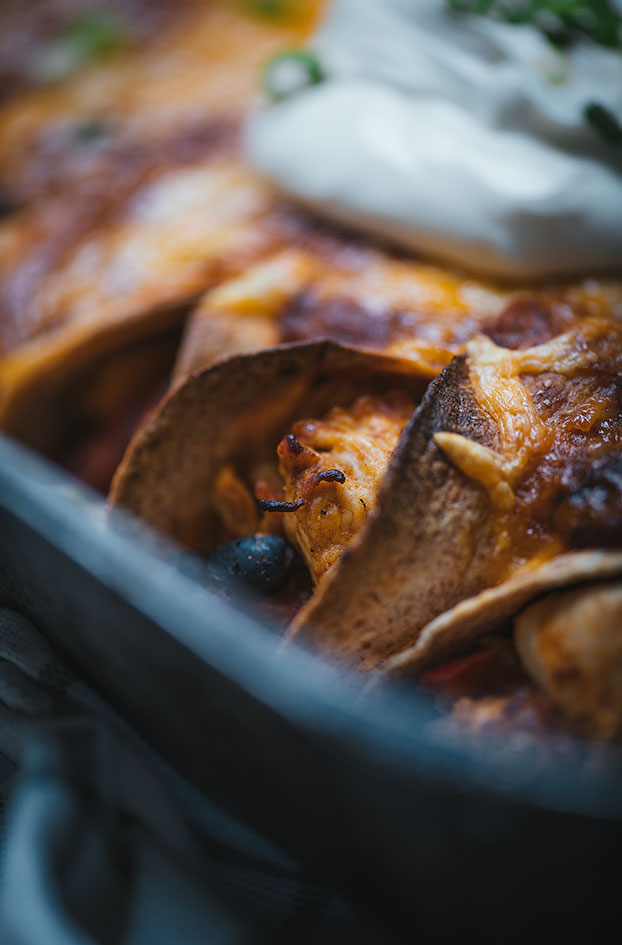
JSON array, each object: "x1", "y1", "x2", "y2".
[{"x1": 419, "y1": 647, "x2": 506, "y2": 699}]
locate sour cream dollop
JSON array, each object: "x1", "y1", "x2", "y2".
[{"x1": 246, "y1": 0, "x2": 622, "y2": 279}]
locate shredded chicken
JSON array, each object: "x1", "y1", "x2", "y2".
[
  {"x1": 272, "y1": 393, "x2": 414, "y2": 583},
  {"x1": 515, "y1": 582, "x2": 622, "y2": 739},
  {"x1": 212, "y1": 464, "x2": 258, "y2": 537}
]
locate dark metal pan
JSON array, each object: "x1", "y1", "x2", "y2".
[{"x1": 1, "y1": 433, "x2": 621, "y2": 943}]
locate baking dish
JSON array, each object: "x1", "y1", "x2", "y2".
[{"x1": 1, "y1": 431, "x2": 621, "y2": 942}]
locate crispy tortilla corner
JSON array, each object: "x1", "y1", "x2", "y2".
[{"x1": 381, "y1": 550, "x2": 622, "y2": 678}]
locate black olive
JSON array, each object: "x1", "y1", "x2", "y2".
[
  {"x1": 207, "y1": 535, "x2": 295, "y2": 593},
  {"x1": 168, "y1": 535, "x2": 295, "y2": 595},
  {"x1": 73, "y1": 117, "x2": 110, "y2": 144}
]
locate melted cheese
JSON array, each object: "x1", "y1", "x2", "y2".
[
  {"x1": 278, "y1": 393, "x2": 414, "y2": 582},
  {"x1": 433, "y1": 432, "x2": 514, "y2": 512},
  {"x1": 204, "y1": 250, "x2": 317, "y2": 318},
  {"x1": 434, "y1": 321, "x2": 614, "y2": 505},
  {"x1": 0, "y1": 0, "x2": 322, "y2": 203}
]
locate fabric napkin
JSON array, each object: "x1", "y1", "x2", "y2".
[{"x1": 0, "y1": 604, "x2": 391, "y2": 944}]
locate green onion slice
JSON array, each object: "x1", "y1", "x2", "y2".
[
  {"x1": 37, "y1": 11, "x2": 127, "y2": 81},
  {"x1": 245, "y1": 0, "x2": 290, "y2": 17},
  {"x1": 447, "y1": 1, "x2": 622, "y2": 50},
  {"x1": 263, "y1": 49, "x2": 325, "y2": 103}
]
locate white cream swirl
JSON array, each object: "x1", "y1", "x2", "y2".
[{"x1": 246, "y1": 0, "x2": 622, "y2": 279}]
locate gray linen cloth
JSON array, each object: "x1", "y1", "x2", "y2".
[{"x1": 0, "y1": 605, "x2": 388, "y2": 944}]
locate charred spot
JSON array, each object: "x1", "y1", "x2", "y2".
[
  {"x1": 525, "y1": 373, "x2": 570, "y2": 418},
  {"x1": 280, "y1": 291, "x2": 415, "y2": 348},
  {"x1": 427, "y1": 356, "x2": 496, "y2": 448},
  {"x1": 122, "y1": 117, "x2": 239, "y2": 189},
  {"x1": 313, "y1": 468, "x2": 346, "y2": 485},
  {"x1": 165, "y1": 117, "x2": 239, "y2": 164},
  {"x1": 285, "y1": 433, "x2": 304, "y2": 455},
  {"x1": 264, "y1": 203, "x2": 374, "y2": 261},
  {"x1": 552, "y1": 452, "x2": 622, "y2": 548},
  {"x1": 277, "y1": 434, "x2": 317, "y2": 472},
  {"x1": 258, "y1": 498, "x2": 305, "y2": 513},
  {"x1": 485, "y1": 296, "x2": 578, "y2": 350},
  {"x1": 9, "y1": 113, "x2": 239, "y2": 208},
  {"x1": 290, "y1": 467, "x2": 347, "y2": 507}
]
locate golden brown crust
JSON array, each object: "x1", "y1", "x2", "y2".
[
  {"x1": 176, "y1": 237, "x2": 622, "y2": 385},
  {"x1": 0, "y1": 1, "x2": 320, "y2": 449},
  {"x1": 176, "y1": 242, "x2": 513, "y2": 380},
  {"x1": 0, "y1": 1, "x2": 318, "y2": 203},
  {"x1": 437, "y1": 321, "x2": 622, "y2": 575},
  {"x1": 291, "y1": 321, "x2": 622, "y2": 668},
  {"x1": 0, "y1": 0, "x2": 188, "y2": 109},
  {"x1": 2, "y1": 0, "x2": 621, "y2": 474},
  {"x1": 4, "y1": 0, "x2": 622, "y2": 737},
  {"x1": 0, "y1": 158, "x2": 277, "y2": 446}
]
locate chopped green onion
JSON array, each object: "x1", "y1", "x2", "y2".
[
  {"x1": 244, "y1": 0, "x2": 290, "y2": 17},
  {"x1": 59, "y1": 11, "x2": 127, "y2": 56},
  {"x1": 37, "y1": 11, "x2": 127, "y2": 81},
  {"x1": 73, "y1": 118, "x2": 110, "y2": 145},
  {"x1": 585, "y1": 102, "x2": 622, "y2": 147},
  {"x1": 263, "y1": 49, "x2": 324, "y2": 103},
  {"x1": 447, "y1": 1, "x2": 622, "y2": 50}
]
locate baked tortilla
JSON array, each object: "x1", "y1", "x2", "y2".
[
  {"x1": 290, "y1": 318, "x2": 622, "y2": 668},
  {"x1": 0, "y1": 1, "x2": 322, "y2": 452},
  {"x1": 2, "y1": 0, "x2": 620, "y2": 471},
  {"x1": 0, "y1": 0, "x2": 189, "y2": 111},
  {"x1": 175, "y1": 241, "x2": 622, "y2": 383},
  {"x1": 110, "y1": 341, "x2": 430, "y2": 553},
  {"x1": 0, "y1": 0, "x2": 319, "y2": 204},
  {"x1": 380, "y1": 550, "x2": 622, "y2": 678},
  {"x1": 0, "y1": 158, "x2": 279, "y2": 450},
  {"x1": 112, "y1": 318, "x2": 622, "y2": 674}
]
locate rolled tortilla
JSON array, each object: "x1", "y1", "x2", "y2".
[
  {"x1": 291, "y1": 318, "x2": 622, "y2": 668},
  {"x1": 110, "y1": 340, "x2": 430, "y2": 553}
]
